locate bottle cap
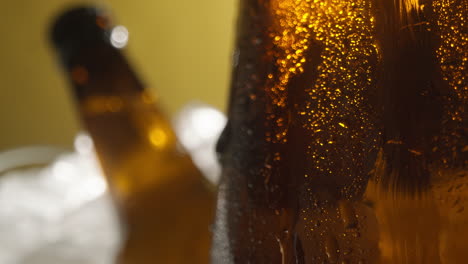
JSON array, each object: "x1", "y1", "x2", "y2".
[{"x1": 50, "y1": 6, "x2": 113, "y2": 67}]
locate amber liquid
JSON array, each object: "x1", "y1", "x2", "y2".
[
  {"x1": 79, "y1": 91, "x2": 214, "y2": 264},
  {"x1": 212, "y1": 0, "x2": 466, "y2": 263},
  {"x1": 52, "y1": 7, "x2": 215, "y2": 263}
]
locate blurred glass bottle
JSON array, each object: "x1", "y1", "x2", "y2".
[
  {"x1": 212, "y1": 0, "x2": 466, "y2": 263},
  {"x1": 50, "y1": 7, "x2": 214, "y2": 264}
]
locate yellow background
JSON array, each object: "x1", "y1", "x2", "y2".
[{"x1": 0, "y1": 0, "x2": 236, "y2": 150}]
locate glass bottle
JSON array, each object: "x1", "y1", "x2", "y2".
[
  {"x1": 212, "y1": 0, "x2": 466, "y2": 263},
  {"x1": 50, "y1": 7, "x2": 215, "y2": 263}
]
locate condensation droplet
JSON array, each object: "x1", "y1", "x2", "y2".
[
  {"x1": 339, "y1": 200, "x2": 358, "y2": 229},
  {"x1": 293, "y1": 233, "x2": 305, "y2": 264},
  {"x1": 325, "y1": 235, "x2": 339, "y2": 263}
]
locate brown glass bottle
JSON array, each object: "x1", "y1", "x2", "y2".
[
  {"x1": 212, "y1": 0, "x2": 466, "y2": 263},
  {"x1": 50, "y1": 7, "x2": 214, "y2": 264}
]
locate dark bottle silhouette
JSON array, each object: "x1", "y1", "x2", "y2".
[{"x1": 50, "y1": 7, "x2": 214, "y2": 264}]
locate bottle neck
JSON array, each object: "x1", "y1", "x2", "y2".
[
  {"x1": 58, "y1": 42, "x2": 182, "y2": 197},
  {"x1": 62, "y1": 42, "x2": 145, "y2": 101}
]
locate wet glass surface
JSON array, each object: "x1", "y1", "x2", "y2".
[{"x1": 212, "y1": 0, "x2": 467, "y2": 263}]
